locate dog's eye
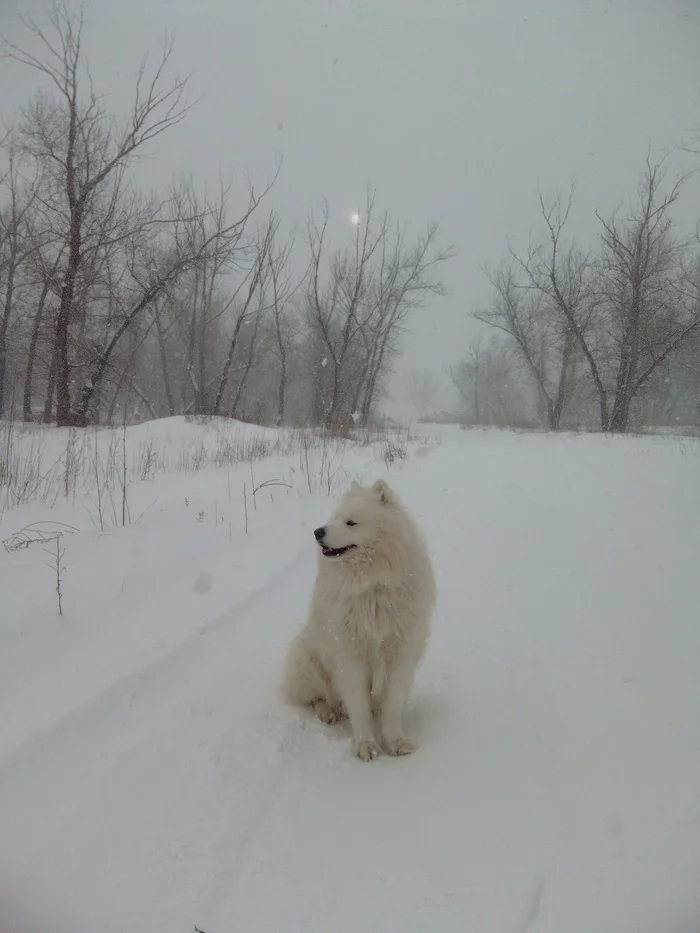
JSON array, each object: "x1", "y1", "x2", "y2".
[{"x1": 345, "y1": 520, "x2": 357, "y2": 527}]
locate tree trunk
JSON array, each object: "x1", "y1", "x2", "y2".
[
  {"x1": 324, "y1": 359, "x2": 342, "y2": 429},
  {"x1": 185, "y1": 267, "x2": 200, "y2": 413},
  {"x1": 72, "y1": 281, "x2": 163, "y2": 425},
  {"x1": 550, "y1": 331, "x2": 574, "y2": 430},
  {"x1": 608, "y1": 340, "x2": 634, "y2": 433},
  {"x1": 545, "y1": 399, "x2": 556, "y2": 431},
  {"x1": 350, "y1": 371, "x2": 366, "y2": 421},
  {"x1": 92, "y1": 379, "x2": 102, "y2": 425},
  {"x1": 107, "y1": 363, "x2": 130, "y2": 426},
  {"x1": 0, "y1": 329, "x2": 7, "y2": 419},
  {"x1": 608, "y1": 394, "x2": 632, "y2": 432},
  {"x1": 197, "y1": 315, "x2": 207, "y2": 415},
  {"x1": 44, "y1": 346, "x2": 57, "y2": 423},
  {"x1": 55, "y1": 210, "x2": 83, "y2": 426},
  {"x1": 360, "y1": 344, "x2": 387, "y2": 428},
  {"x1": 155, "y1": 304, "x2": 175, "y2": 416},
  {"x1": 0, "y1": 249, "x2": 17, "y2": 418},
  {"x1": 24, "y1": 279, "x2": 53, "y2": 421},
  {"x1": 212, "y1": 315, "x2": 246, "y2": 416},
  {"x1": 276, "y1": 347, "x2": 287, "y2": 427},
  {"x1": 230, "y1": 313, "x2": 261, "y2": 420}
]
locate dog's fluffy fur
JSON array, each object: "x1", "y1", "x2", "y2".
[{"x1": 283, "y1": 479, "x2": 436, "y2": 761}]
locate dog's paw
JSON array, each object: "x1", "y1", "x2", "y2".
[
  {"x1": 354, "y1": 739, "x2": 380, "y2": 762},
  {"x1": 313, "y1": 699, "x2": 339, "y2": 725},
  {"x1": 333, "y1": 703, "x2": 348, "y2": 723},
  {"x1": 384, "y1": 737, "x2": 416, "y2": 757}
]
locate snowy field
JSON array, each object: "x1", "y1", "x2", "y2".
[{"x1": 1, "y1": 419, "x2": 699, "y2": 933}]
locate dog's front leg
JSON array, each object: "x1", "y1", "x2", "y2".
[
  {"x1": 334, "y1": 660, "x2": 379, "y2": 761},
  {"x1": 379, "y1": 659, "x2": 416, "y2": 756}
]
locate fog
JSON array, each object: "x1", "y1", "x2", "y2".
[{"x1": 2, "y1": 0, "x2": 699, "y2": 422}]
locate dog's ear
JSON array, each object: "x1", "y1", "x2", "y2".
[{"x1": 372, "y1": 478, "x2": 392, "y2": 504}]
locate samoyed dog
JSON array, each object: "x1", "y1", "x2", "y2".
[{"x1": 283, "y1": 479, "x2": 436, "y2": 761}]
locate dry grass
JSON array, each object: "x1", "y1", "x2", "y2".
[{"x1": 0, "y1": 418, "x2": 416, "y2": 522}]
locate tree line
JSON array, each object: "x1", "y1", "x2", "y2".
[
  {"x1": 0, "y1": 3, "x2": 452, "y2": 430},
  {"x1": 452, "y1": 162, "x2": 700, "y2": 433}
]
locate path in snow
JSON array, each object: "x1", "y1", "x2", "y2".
[{"x1": 1, "y1": 430, "x2": 699, "y2": 932}]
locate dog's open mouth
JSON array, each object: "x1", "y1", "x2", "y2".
[{"x1": 320, "y1": 544, "x2": 356, "y2": 558}]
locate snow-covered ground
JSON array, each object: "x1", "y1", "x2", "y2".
[{"x1": 1, "y1": 420, "x2": 699, "y2": 933}]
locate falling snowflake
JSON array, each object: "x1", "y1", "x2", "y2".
[
  {"x1": 350, "y1": 411, "x2": 360, "y2": 423},
  {"x1": 321, "y1": 357, "x2": 328, "y2": 368}
]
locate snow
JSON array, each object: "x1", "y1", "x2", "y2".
[{"x1": 1, "y1": 421, "x2": 699, "y2": 933}]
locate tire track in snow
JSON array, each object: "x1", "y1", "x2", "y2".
[
  {"x1": 0, "y1": 545, "x2": 316, "y2": 933},
  {"x1": 0, "y1": 544, "x2": 312, "y2": 773}
]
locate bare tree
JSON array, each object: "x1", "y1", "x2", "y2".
[
  {"x1": 71, "y1": 188, "x2": 267, "y2": 426},
  {"x1": 159, "y1": 177, "x2": 264, "y2": 417},
  {"x1": 305, "y1": 189, "x2": 385, "y2": 429},
  {"x1": 450, "y1": 335, "x2": 532, "y2": 426},
  {"x1": 357, "y1": 219, "x2": 453, "y2": 426},
  {"x1": 0, "y1": 8, "x2": 454, "y2": 433},
  {"x1": 474, "y1": 259, "x2": 572, "y2": 429},
  {"x1": 304, "y1": 191, "x2": 452, "y2": 430},
  {"x1": 211, "y1": 206, "x2": 278, "y2": 417},
  {"x1": 4, "y1": 2, "x2": 192, "y2": 425},
  {"x1": 0, "y1": 144, "x2": 40, "y2": 416},
  {"x1": 151, "y1": 295, "x2": 175, "y2": 416},
  {"x1": 406, "y1": 369, "x2": 438, "y2": 420},
  {"x1": 3, "y1": 5, "x2": 278, "y2": 426},
  {"x1": 596, "y1": 159, "x2": 696, "y2": 432},
  {"x1": 507, "y1": 184, "x2": 604, "y2": 429},
  {"x1": 266, "y1": 223, "x2": 305, "y2": 425},
  {"x1": 22, "y1": 233, "x2": 65, "y2": 421},
  {"x1": 450, "y1": 335, "x2": 484, "y2": 425},
  {"x1": 475, "y1": 161, "x2": 699, "y2": 432}
]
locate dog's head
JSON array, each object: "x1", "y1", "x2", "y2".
[{"x1": 313, "y1": 479, "x2": 398, "y2": 561}]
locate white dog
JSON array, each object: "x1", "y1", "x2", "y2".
[{"x1": 283, "y1": 479, "x2": 436, "y2": 761}]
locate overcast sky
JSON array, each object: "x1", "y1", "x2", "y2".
[{"x1": 2, "y1": 0, "x2": 700, "y2": 414}]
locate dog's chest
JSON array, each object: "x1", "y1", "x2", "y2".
[{"x1": 341, "y1": 584, "x2": 403, "y2": 649}]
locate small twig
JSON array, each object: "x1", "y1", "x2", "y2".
[
  {"x1": 133, "y1": 498, "x2": 157, "y2": 527},
  {"x1": 252, "y1": 478, "x2": 292, "y2": 496},
  {"x1": 121, "y1": 414, "x2": 129, "y2": 526},
  {"x1": 3, "y1": 522, "x2": 78, "y2": 553},
  {"x1": 43, "y1": 536, "x2": 66, "y2": 616},
  {"x1": 249, "y1": 458, "x2": 256, "y2": 510},
  {"x1": 92, "y1": 432, "x2": 105, "y2": 532}
]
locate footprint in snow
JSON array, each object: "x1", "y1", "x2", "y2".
[{"x1": 193, "y1": 570, "x2": 213, "y2": 595}]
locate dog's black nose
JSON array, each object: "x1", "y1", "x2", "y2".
[{"x1": 314, "y1": 527, "x2": 326, "y2": 541}]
